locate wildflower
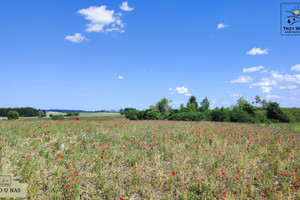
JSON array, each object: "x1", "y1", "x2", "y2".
[
  {"x1": 222, "y1": 192, "x2": 226, "y2": 195},
  {"x1": 172, "y1": 171, "x2": 176, "y2": 176},
  {"x1": 66, "y1": 185, "x2": 70, "y2": 188}
]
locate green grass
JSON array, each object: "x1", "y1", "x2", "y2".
[{"x1": 0, "y1": 120, "x2": 299, "y2": 199}]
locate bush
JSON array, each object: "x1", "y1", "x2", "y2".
[
  {"x1": 169, "y1": 112, "x2": 204, "y2": 121},
  {"x1": 52, "y1": 115, "x2": 65, "y2": 120},
  {"x1": 145, "y1": 109, "x2": 162, "y2": 120},
  {"x1": 7, "y1": 111, "x2": 19, "y2": 120},
  {"x1": 266, "y1": 102, "x2": 290, "y2": 123},
  {"x1": 230, "y1": 107, "x2": 254, "y2": 123},
  {"x1": 211, "y1": 107, "x2": 230, "y2": 122},
  {"x1": 254, "y1": 110, "x2": 269, "y2": 123},
  {"x1": 125, "y1": 110, "x2": 138, "y2": 120}
]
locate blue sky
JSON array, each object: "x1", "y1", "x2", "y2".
[{"x1": 0, "y1": 0, "x2": 300, "y2": 110}]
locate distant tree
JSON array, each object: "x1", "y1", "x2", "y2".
[
  {"x1": 155, "y1": 98, "x2": 172, "y2": 113},
  {"x1": 38, "y1": 110, "x2": 46, "y2": 118},
  {"x1": 120, "y1": 109, "x2": 124, "y2": 115},
  {"x1": 200, "y1": 97, "x2": 210, "y2": 111},
  {"x1": 125, "y1": 110, "x2": 138, "y2": 120},
  {"x1": 187, "y1": 96, "x2": 198, "y2": 112},
  {"x1": 145, "y1": 109, "x2": 161, "y2": 120},
  {"x1": 266, "y1": 102, "x2": 289, "y2": 122},
  {"x1": 7, "y1": 111, "x2": 19, "y2": 120}
]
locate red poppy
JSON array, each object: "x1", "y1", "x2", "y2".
[{"x1": 172, "y1": 171, "x2": 176, "y2": 176}]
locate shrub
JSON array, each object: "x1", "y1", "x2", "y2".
[
  {"x1": 125, "y1": 110, "x2": 138, "y2": 120},
  {"x1": 266, "y1": 102, "x2": 290, "y2": 123},
  {"x1": 229, "y1": 107, "x2": 254, "y2": 123},
  {"x1": 52, "y1": 115, "x2": 65, "y2": 120},
  {"x1": 211, "y1": 107, "x2": 230, "y2": 122},
  {"x1": 254, "y1": 110, "x2": 268, "y2": 123},
  {"x1": 7, "y1": 111, "x2": 19, "y2": 120},
  {"x1": 145, "y1": 109, "x2": 161, "y2": 120},
  {"x1": 169, "y1": 112, "x2": 204, "y2": 121}
]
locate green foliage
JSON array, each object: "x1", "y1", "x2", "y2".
[
  {"x1": 229, "y1": 107, "x2": 255, "y2": 123},
  {"x1": 38, "y1": 110, "x2": 46, "y2": 118},
  {"x1": 155, "y1": 98, "x2": 172, "y2": 113},
  {"x1": 266, "y1": 102, "x2": 289, "y2": 123},
  {"x1": 169, "y1": 112, "x2": 205, "y2": 121},
  {"x1": 211, "y1": 107, "x2": 230, "y2": 122},
  {"x1": 66, "y1": 112, "x2": 79, "y2": 117},
  {"x1": 7, "y1": 110, "x2": 19, "y2": 120},
  {"x1": 123, "y1": 95, "x2": 298, "y2": 124},
  {"x1": 51, "y1": 115, "x2": 65, "y2": 120},
  {"x1": 145, "y1": 109, "x2": 162, "y2": 120},
  {"x1": 187, "y1": 96, "x2": 198, "y2": 112},
  {"x1": 254, "y1": 110, "x2": 269, "y2": 123},
  {"x1": 0, "y1": 107, "x2": 42, "y2": 117},
  {"x1": 125, "y1": 109, "x2": 138, "y2": 120},
  {"x1": 200, "y1": 97, "x2": 210, "y2": 111}
]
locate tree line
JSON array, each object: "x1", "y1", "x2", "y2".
[
  {"x1": 0, "y1": 107, "x2": 46, "y2": 118},
  {"x1": 122, "y1": 96, "x2": 300, "y2": 123}
]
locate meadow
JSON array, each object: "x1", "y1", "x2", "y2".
[{"x1": 0, "y1": 120, "x2": 299, "y2": 199}]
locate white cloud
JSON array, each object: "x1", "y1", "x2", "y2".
[
  {"x1": 278, "y1": 85, "x2": 297, "y2": 90},
  {"x1": 170, "y1": 87, "x2": 191, "y2": 96},
  {"x1": 261, "y1": 86, "x2": 272, "y2": 93},
  {"x1": 120, "y1": 1, "x2": 134, "y2": 11},
  {"x1": 243, "y1": 66, "x2": 264, "y2": 73},
  {"x1": 246, "y1": 47, "x2": 269, "y2": 55},
  {"x1": 217, "y1": 23, "x2": 229, "y2": 29},
  {"x1": 291, "y1": 64, "x2": 300, "y2": 71},
  {"x1": 230, "y1": 76, "x2": 253, "y2": 83},
  {"x1": 78, "y1": 6, "x2": 124, "y2": 33},
  {"x1": 250, "y1": 71, "x2": 300, "y2": 93},
  {"x1": 266, "y1": 95, "x2": 280, "y2": 99},
  {"x1": 65, "y1": 33, "x2": 86, "y2": 43},
  {"x1": 118, "y1": 75, "x2": 124, "y2": 79}
]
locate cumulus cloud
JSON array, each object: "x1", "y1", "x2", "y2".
[
  {"x1": 261, "y1": 86, "x2": 272, "y2": 93},
  {"x1": 230, "y1": 76, "x2": 253, "y2": 83},
  {"x1": 120, "y1": 1, "x2": 134, "y2": 11},
  {"x1": 78, "y1": 6, "x2": 124, "y2": 33},
  {"x1": 291, "y1": 64, "x2": 300, "y2": 71},
  {"x1": 65, "y1": 33, "x2": 86, "y2": 43},
  {"x1": 250, "y1": 71, "x2": 300, "y2": 94},
  {"x1": 118, "y1": 75, "x2": 124, "y2": 79},
  {"x1": 217, "y1": 23, "x2": 229, "y2": 29},
  {"x1": 243, "y1": 66, "x2": 264, "y2": 73},
  {"x1": 246, "y1": 47, "x2": 269, "y2": 55},
  {"x1": 169, "y1": 87, "x2": 191, "y2": 96},
  {"x1": 266, "y1": 95, "x2": 280, "y2": 99}
]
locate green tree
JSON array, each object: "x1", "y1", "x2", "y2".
[
  {"x1": 155, "y1": 98, "x2": 172, "y2": 113},
  {"x1": 200, "y1": 97, "x2": 210, "y2": 111},
  {"x1": 7, "y1": 111, "x2": 19, "y2": 120},
  {"x1": 187, "y1": 96, "x2": 198, "y2": 112},
  {"x1": 266, "y1": 102, "x2": 289, "y2": 122}
]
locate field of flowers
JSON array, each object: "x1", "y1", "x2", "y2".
[{"x1": 0, "y1": 120, "x2": 299, "y2": 199}]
